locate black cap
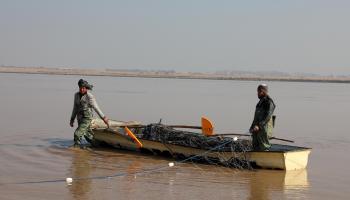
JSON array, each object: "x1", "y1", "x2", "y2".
[{"x1": 78, "y1": 79, "x2": 93, "y2": 90}]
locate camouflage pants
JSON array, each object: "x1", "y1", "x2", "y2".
[
  {"x1": 74, "y1": 117, "x2": 94, "y2": 146},
  {"x1": 252, "y1": 118, "x2": 273, "y2": 151}
]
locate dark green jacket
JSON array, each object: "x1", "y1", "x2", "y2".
[
  {"x1": 250, "y1": 95, "x2": 276, "y2": 151},
  {"x1": 250, "y1": 95, "x2": 275, "y2": 131}
]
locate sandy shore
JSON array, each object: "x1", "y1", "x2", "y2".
[{"x1": 1, "y1": 66, "x2": 349, "y2": 83}]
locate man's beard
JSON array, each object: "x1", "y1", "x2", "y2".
[{"x1": 258, "y1": 94, "x2": 265, "y2": 99}]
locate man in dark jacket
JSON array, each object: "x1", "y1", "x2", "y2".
[{"x1": 249, "y1": 84, "x2": 276, "y2": 151}]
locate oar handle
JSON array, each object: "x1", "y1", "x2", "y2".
[
  {"x1": 114, "y1": 125, "x2": 203, "y2": 129},
  {"x1": 269, "y1": 137, "x2": 294, "y2": 143},
  {"x1": 209, "y1": 133, "x2": 295, "y2": 143},
  {"x1": 169, "y1": 125, "x2": 202, "y2": 129},
  {"x1": 111, "y1": 125, "x2": 145, "y2": 128},
  {"x1": 209, "y1": 133, "x2": 250, "y2": 137}
]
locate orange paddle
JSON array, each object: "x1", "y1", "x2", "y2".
[
  {"x1": 201, "y1": 116, "x2": 214, "y2": 136},
  {"x1": 124, "y1": 127, "x2": 143, "y2": 148}
]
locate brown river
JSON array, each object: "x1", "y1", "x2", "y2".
[{"x1": 0, "y1": 73, "x2": 349, "y2": 199}]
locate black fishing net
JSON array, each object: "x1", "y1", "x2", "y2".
[{"x1": 138, "y1": 124, "x2": 254, "y2": 169}]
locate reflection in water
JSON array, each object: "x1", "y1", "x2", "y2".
[
  {"x1": 121, "y1": 160, "x2": 143, "y2": 199},
  {"x1": 246, "y1": 170, "x2": 309, "y2": 200},
  {"x1": 65, "y1": 147, "x2": 310, "y2": 200},
  {"x1": 68, "y1": 150, "x2": 93, "y2": 200}
]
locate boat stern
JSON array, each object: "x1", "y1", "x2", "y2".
[
  {"x1": 248, "y1": 147, "x2": 311, "y2": 170},
  {"x1": 283, "y1": 149, "x2": 311, "y2": 170}
]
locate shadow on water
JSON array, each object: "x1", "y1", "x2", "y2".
[
  {"x1": 43, "y1": 138, "x2": 73, "y2": 148},
  {"x1": 0, "y1": 138, "x2": 72, "y2": 149},
  {"x1": 0, "y1": 143, "x2": 47, "y2": 148}
]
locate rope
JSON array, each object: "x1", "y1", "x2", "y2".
[{"x1": 0, "y1": 140, "x2": 233, "y2": 186}]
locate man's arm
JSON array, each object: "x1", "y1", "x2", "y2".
[
  {"x1": 249, "y1": 118, "x2": 256, "y2": 133},
  {"x1": 87, "y1": 92, "x2": 105, "y2": 119},
  {"x1": 87, "y1": 93, "x2": 109, "y2": 126},
  {"x1": 70, "y1": 93, "x2": 78, "y2": 126},
  {"x1": 249, "y1": 106, "x2": 259, "y2": 133}
]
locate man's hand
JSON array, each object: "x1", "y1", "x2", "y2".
[
  {"x1": 103, "y1": 116, "x2": 109, "y2": 127},
  {"x1": 252, "y1": 125, "x2": 259, "y2": 133},
  {"x1": 70, "y1": 121, "x2": 74, "y2": 127}
]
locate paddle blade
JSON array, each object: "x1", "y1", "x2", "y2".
[
  {"x1": 124, "y1": 127, "x2": 143, "y2": 148},
  {"x1": 201, "y1": 116, "x2": 214, "y2": 136}
]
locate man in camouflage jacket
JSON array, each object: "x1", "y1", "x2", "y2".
[
  {"x1": 249, "y1": 84, "x2": 276, "y2": 151},
  {"x1": 70, "y1": 79, "x2": 109, "y2": 148}
]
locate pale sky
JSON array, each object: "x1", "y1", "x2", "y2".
[{"x1": 1, "y1": 0, "x2": 349, "y2": 75}]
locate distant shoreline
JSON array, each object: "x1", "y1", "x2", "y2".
[{"x1": 1, "y1": 66, "x2": 349, "y2": 83}]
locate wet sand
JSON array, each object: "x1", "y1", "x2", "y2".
[{"x1": 0, "y1": 73, "x2": 349, "y2": 199}]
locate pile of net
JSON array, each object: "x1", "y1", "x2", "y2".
[{"x1": 139, "y1": 124, "x2": 254, "y2": 169}]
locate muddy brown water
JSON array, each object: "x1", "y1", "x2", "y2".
[{"x1": 0, "y1": 73, "x2": 349, "y2": 200}]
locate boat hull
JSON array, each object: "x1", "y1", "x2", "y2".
[{"x1": 92, "y1": 127, "x2": 311, "y2": 170}]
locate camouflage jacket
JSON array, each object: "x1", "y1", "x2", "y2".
[{"x1": 70, "y1": 91, "x2": 105, "y2": 123}]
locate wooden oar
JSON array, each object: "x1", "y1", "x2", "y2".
[
  {"x1": 126, "y1": 116, "x2": 214, "y2": 136},
  {"x1": 169, "y1": 116, "x2": 214, "y2": 136},
  {"x1": 209, "y1": 133, "x2": 294, "y2": 143},
  {"x1": 121, "y1": 117, "x2": 212, "y2": 149}
]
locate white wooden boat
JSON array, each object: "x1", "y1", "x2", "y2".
[{"x1": 91, "y1": 119, "x2": 311, "y2": 170}]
